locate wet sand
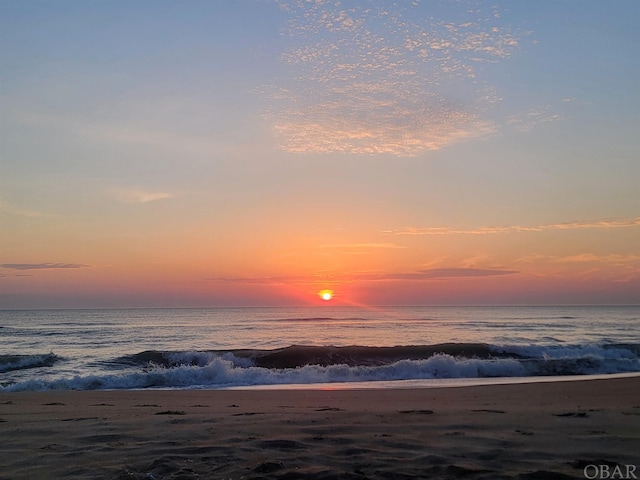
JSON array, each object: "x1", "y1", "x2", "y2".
[{"x1": 1, "y1": 376, "x2": 639, "y2": 479}]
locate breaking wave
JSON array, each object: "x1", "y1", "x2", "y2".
[
  {"x1": 0, "y1": 353, "x2": 61, "y2": 374},
  {"x1": 2, "y1": 343, "x2": 639, "y2": 392}
]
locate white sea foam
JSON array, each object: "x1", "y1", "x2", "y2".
[
  {"x1": 4, "y1": 350, "x2": 638, "y2": 392},
  {"x1": 494, "y1": 343, "x2": 639, "y2": 360}
]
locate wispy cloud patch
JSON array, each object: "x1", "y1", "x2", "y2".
[
  {"x1": 556, "y1": 253, "x2": 640, "y2": 264},
  {"x1": 210, "y1": 275, "x2": 310, "y2": 285},
  {"x1": 1, "y1": 263, "x2": 90, "y2": 270},
  {"x1": 15, "y1": 111, "x2": 222, "y2": 157},
  {"x1": 412, "y1": 268, "x2": 517, "y2": 278},
  {"x1": 318, "y1": 243, "x2": 406, "y2": 249},
  {"x1": 265, "y1": 1, "x2": 525, "y2": 156},
  {"x1": 0, "y1": 200, "x2": 54, "y2": 218},
  {"x1": 514, "y1": 253, "x2": 640, "y2": 282},
  {"x1": 209, "y1": 267, "x2": 516, "y2": 285},
  {"x1": 342, "y1": 268, "x2": 518, "y2": 280},
  {"x1": 110, "y1": 188, "x2": 174, "y2": 204},
  {"x1": 507, "y1": 105, "x2": 562, "y2": 132},
  {"x1": 389, "y1": 217, "x2": 640, "y2": 236},
  {"x1": 516, "y1": 253, "x2": 640, "y2": 266}
]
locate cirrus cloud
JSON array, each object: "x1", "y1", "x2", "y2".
[
  {"x1": 0, "y1": 200, "x2": 54, "y2": 218},
  {"x1": 209, "y1": 267, "x2": 517, "y2": 285},
  {"x1": 1, "y1": 263, "x2": 90, "y2": 270},
  {"x1": 109, "y1": 188, "x2": 175, "y2": 204},
  {"x1": 265, "y1": 0, "x2": 525, "y2": 156},
  {"x1": 388, "y1": 217, "x2": 640, "y2": 236},
  {"x1": 317, "y1": 242, "x2": 406, "y2": 249}
]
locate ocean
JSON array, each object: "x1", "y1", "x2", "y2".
[{"x1": 1, "y1": 305, "x2": 639, "y2": 391}]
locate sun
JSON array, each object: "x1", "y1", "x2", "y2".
[{"x1": 318, "y1": 289, "x2": 334, "y2": 301}]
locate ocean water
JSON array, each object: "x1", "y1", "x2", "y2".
[{"x1": 1, "y1": 305, "x2": 639, "y2": 391}]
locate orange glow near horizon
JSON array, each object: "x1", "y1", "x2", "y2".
[{"x1": 318, "y1": 289, "x2": 334, "y2": 301}]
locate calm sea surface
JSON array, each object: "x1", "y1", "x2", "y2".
[{"x1": 1, "y1": 306, "x2": 639, "y2": 391}]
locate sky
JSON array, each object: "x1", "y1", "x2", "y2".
[{"x1": 1, "y1": 0, "x2": 639, "y2": 308}]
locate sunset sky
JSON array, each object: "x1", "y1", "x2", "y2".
[{"x1": 1, "y1": 0, "x2": 639, "y2": 308}]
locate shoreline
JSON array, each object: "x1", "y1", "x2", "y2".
[
  {"x1": 2, "y1": 376, "x2": 639, "y2": 479},
  {"x1": 224, "y1": 371, "x2": 640, "y2": 391}
]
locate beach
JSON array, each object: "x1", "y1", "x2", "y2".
[{"x1": 1, "y1": 376, "x2": 639, "y2": 480}]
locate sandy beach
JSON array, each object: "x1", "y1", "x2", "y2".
[{"x1": 1, "y1": 376, "x2": 639, "y2": 480}]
